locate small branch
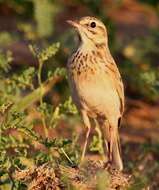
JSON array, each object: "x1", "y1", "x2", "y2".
[
  {"x1": 61, "y1": 148, "x2": 73, "y2": 165},
  {"x1": 38, "y1": 59, "x2": 48, "y2": 138},
  {"x1": 7, "y1": 171, "x2": 15, "y2": 190},
  {"x1": 12, "y1": 75, "x2": 63, "y2": 112}
]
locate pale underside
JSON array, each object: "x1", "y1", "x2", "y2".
[{"x1": 69, "y1": 67, "x2": 120, "y2": 119}]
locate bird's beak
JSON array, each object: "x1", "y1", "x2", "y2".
[{"x1": 67, "y1": 20, "x2": 80, "y2": 28}]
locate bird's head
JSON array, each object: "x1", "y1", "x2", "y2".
[{"x1": 67, "y1": 16, "x2": 108, "y2": 48}]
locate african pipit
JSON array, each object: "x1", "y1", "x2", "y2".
[{"x1": 67, "y1": 16, "x2": 124, "y2": 171}]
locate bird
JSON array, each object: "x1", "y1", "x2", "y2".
[{"x1": 67, "y1": 16, "x2": 124, "y2": 171}]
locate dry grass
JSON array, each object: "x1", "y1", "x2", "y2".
[{"x1": 14, "y1": 160, "x2": 131, "y2": 190}]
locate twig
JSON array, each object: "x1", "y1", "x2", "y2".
[
  {"x1": 61, "y1": 148, "x2": 73, "y2": 165},
  {"x1": 11, "y1": 75, "x2": 63, "y2": 112}
]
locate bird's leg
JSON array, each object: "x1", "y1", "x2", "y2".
[
  {"x1": 104, "y1": 120, "x2": 110, "y2": 154},
  {"x1": 81, "y1": 111, "x2": 91, "y2": 162},
  {"x1": 94, "y1": 119, "x2": 105, "y2": 159},
  {"x1": 108, "y1": 126, "x2": 114, "y2": 163},
  {"x1": 97, "y1": 118, "x2": 110, "y2": 162}
]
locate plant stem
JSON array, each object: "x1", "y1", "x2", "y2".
[
  {"x1": 38, "y1": 59, "x2": 48, "y2": 138},
  {"x1": 61, "y1": 148, "x2": 73, "y2": 165},
  {"x1": 12, "y1": 76, "x2": 62, "y2": 112},
  {"x1": 7, "y1": 171, "x2": 15, "y2": 190}
]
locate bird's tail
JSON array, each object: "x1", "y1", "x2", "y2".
[
  {"x1": 98, "y1": 119, "x2": 123, "y2": 171},
  {"x1": 111, "y1": 132, "x2": 123, "y2": 171}
]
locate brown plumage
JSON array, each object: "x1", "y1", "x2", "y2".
[{"x1": 67, "y1": 16, "x2": 125, "y2": 171}]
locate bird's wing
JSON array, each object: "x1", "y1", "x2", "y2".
[{"x1": 103, "y1": 59, "x2": 125, "y2": 116}]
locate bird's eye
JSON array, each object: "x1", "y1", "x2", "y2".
[{"x1": 90, "y1": 22, "x2": 96, "y2": 28}]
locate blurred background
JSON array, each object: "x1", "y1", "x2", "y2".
[{"x1": 0, "y1": 0, "x2": 159, "y2": 189}]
